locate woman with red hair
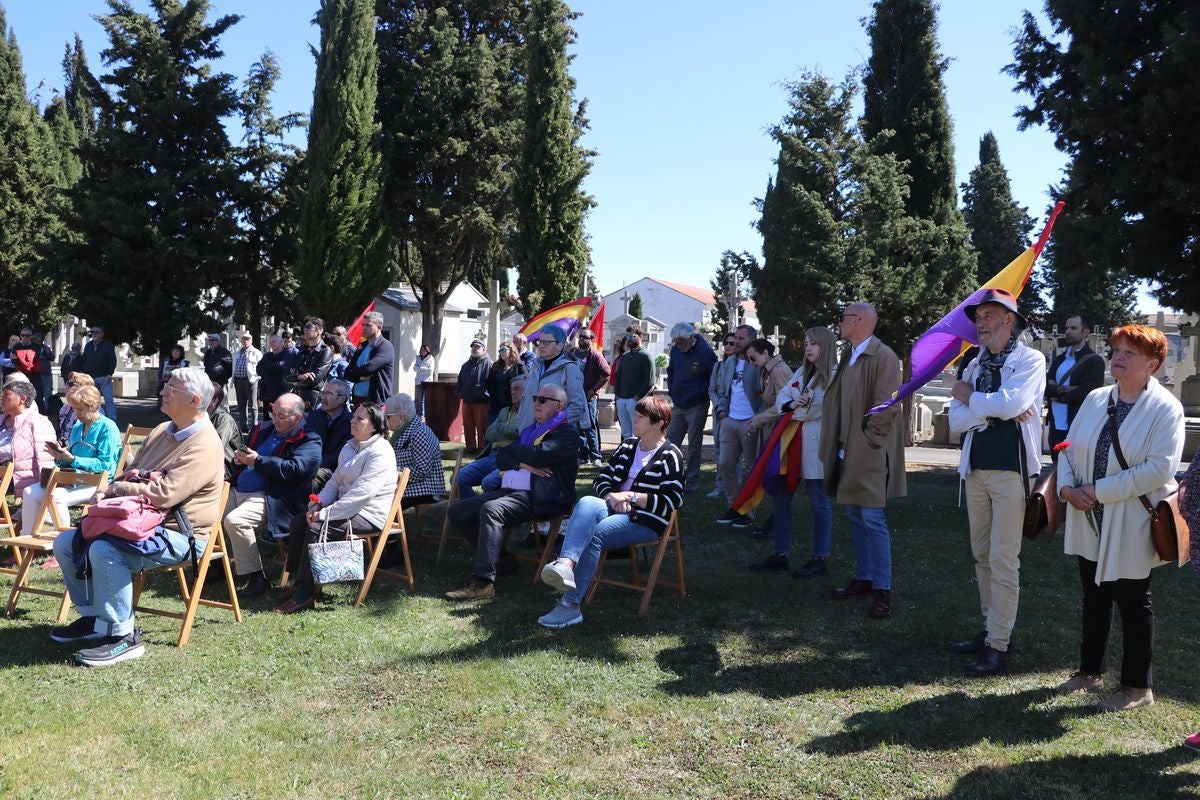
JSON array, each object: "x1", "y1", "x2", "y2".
[{"x1": 1055, "y1": 325, "x2": 1184, "y2": 712}]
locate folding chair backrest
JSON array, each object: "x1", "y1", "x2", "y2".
[
  {"x1": 28, "y1": 467, "x2": 111, "y2": 535},
  {"x1": 115, "y1": 424, "x2": 155, "y2": 475},
  {"x1": 0, "y1": 461, "x2": 14, "y2": 534},
  {"x1": 355, "y1": 469, "x2": 414, "y2": 605}
]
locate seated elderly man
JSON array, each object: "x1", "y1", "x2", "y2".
[
  {"x1": 384, "y1": 392, "x2": 446, "y2": 506},
  {"x1": 457, "y1": 374, "x2": 525, "y2": 497},
  {"x1": 305, "y1": 378, "x2": 352, "y2": 491},
  {"x1": 223, "y1": 392, "x2": 321, "y2": 598},
  {"x1": 445, "y1": 383, "x2": 578, "y2": 600},
  {"x1": 49, "y1": 367, "x2": 224, "y2": 667}
]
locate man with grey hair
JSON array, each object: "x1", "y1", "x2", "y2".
[
  {"x1": 304, "y1": 378, "x2": 353, "y2": 491},
  {"x1": 224, "y1": 392, "x2": 321, "y2": 597},
  {"x1": 344, "y1": 311, "x2": 395, "y2": 407},
  {"x1": 715, "y1": 324, "x2": 763, "y2": 527},
  {"x1": 666, "y1": 321, "x2": 717, "y2": 491},
  {"x1": 50, "y1": 366, "x2": 224, "y2": 666},
  {"x1": 232, "y1": 332, "x2": 263, "y2": 433},
  {"x1": 819, "y1": 302, "x2": 906, "y2": 620},
  {"x1": 202, "y1": 332, "x2": 233, "y2": 411},
  {"x1": 384, "y1": 392, "x2": 446, "y2": 506},
  {"x1": 512, "y1": 332, "x2": 536, "y2": 372}
]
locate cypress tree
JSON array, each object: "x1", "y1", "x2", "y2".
[
  {"x1": 627, "y1": 291, "x2": 643, "y2": 321},
  {"x1": 961, "y1": 132, "x2": 1047, "y2": 330},
  {"x1": 754, "y1": 71, "x2": 855, "y2": 357},
  {"x1": 512, "y1": 0, "x2": 594, "y2": 318},
  {"x1": 61, "y1": 0, "x2": 242, "y2": 352},
  {"x1": 710, "y1": 250, "x2": 756, "y2": 337},
  {"x1": 377, "y1": 0, "x2": 525, "y2": 350},
  {"x1": 296, "y1": 0, "x2": 389, "y2": 325},
  {"x1": 62, "y1": 33, "x2": 97, "y2": 145},
  {"x1": 859, "y1": 0, "x2": 975, "y2": 357},
  {"x1": 232, "y1": 50, "x2": 305, "y2": 336},
  {"x1": 0, "y1": 9, "x2": 71, "y2": 328}
]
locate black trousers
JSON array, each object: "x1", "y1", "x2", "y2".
[
  {"x1": 1077, "y1": 556, "x2": 1154, "y2": 688},
  {"x1": 1048, "y1": 425, "x2": 1068, "y2": 459},
  {"x1": 446, "y1": 489, "x2": 533, "y2": 583}
]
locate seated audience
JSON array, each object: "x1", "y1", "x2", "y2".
[
  {"x1": 384, "y1": 393, "x2": 446, "y2": 506},
  {"x1": 49, "y1": 366, "x2": 224, "y2": 667},
  {"x1": 0, "y1": 380, "x2": 56, "y2": 497},
  {"x1": 305, "y1": 379, "x2": 353, "y2": 491},
  {"x1": 538, "y1": 396, "x2": 684, "y2": 628},
  {"x1": 223, "y1": 393, "x2": 321, "y2": 598},
  {"x1": 57, "y1": 372, "x2": 94, "y2": 442},
  {"x1": 445, "y1": 384, "x2": 578, "y2": 601},
  {"x1": 457, "y1": 375, "x2": 525, "y2": 497},
  {"x1": 276, "y1": 403, "x2": 398, "y2": 614}
]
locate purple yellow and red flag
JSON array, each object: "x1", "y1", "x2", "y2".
[
  {"x1": 866, "y1": 201, "x2": 1064, "y2": 416},
  {"x1": 519, "y1": 297, "x2": 592, "y2": 342},
  {"x1": 732, "y1": 415, "x2": 805, "y2": 515},
  {"x1": 587, "y1": 301, "x2": 605, "y2": 349}
]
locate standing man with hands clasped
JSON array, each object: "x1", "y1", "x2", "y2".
[
  {"x1": 948, "y1": 289, "x2": 1046, "y2": 675},
  {"x1": 1045, "y1": 313, "x2": 1104, "y2": 454}
]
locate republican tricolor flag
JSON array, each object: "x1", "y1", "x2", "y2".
[
  {"x1": 519, "y1": 297, "x2": 593, "y2": 342},
  {"x1": 867, "y1": 201, "x2": 1064, "y2": 416}
]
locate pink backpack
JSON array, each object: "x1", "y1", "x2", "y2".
[{"x1": 80, "y1": 496, "x2": 167, "y2": 541}]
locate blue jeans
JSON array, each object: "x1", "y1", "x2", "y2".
[
  {"x1": 95, "y1": 375, "x2": 116, "y2": 421},
  {"x1": 579, "y1": 397, "x2": 601, "y2": 461},
  {"x1": 771, "y1": 481, "x2": 831, "y2": 557},
  {"x1": 616, "y1": 397, "x2": 638, "y2": 440},
  {"x1": 843, "y1": 503, "x2": 892, "y2": 590},
  {"x1": 558, "y1": 495, "x2": 658, "y2": 605},
  {"x1": 457, "y1": 455, "x2": 501, "y2": 497},
  {"x1": 53, "y1": 526, "x2": 204, "y2": 638},
  {"x1": 414, "y1": 384, "x2": 426, "y2": 418}
]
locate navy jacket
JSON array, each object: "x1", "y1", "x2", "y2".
[
  {"x1": 305, "y1": 406, "x2": 352, "y2": 470},
  {"x1": 344, "y1": 336, "x2": 395, "y2": 406},
  {"x1": 494, "y1": 421, "x2": 579, "y2": 516},
  {"x1": 256, "y1": 349, "x2": 293, "y2": 406},
  {"x1": 667, "y1": 336, "x2": 717, "y2": 409},
  {"x1": 231, "y1": 423, "x2": 322, "y2": 540}
]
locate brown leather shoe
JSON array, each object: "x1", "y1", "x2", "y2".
[
  {"x1": 273, "y1": 597, "x2": 314, "y2": 615},
  {"x1": 830, "y1": 579, "x2": 873, "y2": 599},
  {"x1": 867, "y1": 589, "x2": 892, "y2": 618},
  {"x1": 445, "y1": 580, "x2": 496, "y2": 601}
]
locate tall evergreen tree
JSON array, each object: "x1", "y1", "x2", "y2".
[
  {"x1": 627, "y1": 291, "x2": 643, "y2": 321},
  {"x1": 62, "y1": 33, "x2": 97, "y2": 144},
  {"x1": 60, "y1": 0, "x2": 241, "y2": 352},
  {"x1": 961, "y1": 132, "x2": 1047, "y2": 330},
  {"x1": 296, "y1": 0, "x2": 388, "y2": 325},
  {"x1": 1043, "y1": 166, "x2": 1138, "y2": 331},
  {"x1": 512, "y1": 0, "x2": 594, "y2": 319},
  {"x1": 377, "y1": 0, "x2": 525, "y2": 350},
  {"x1": 1008, "y1": 1, "x2": 1200, "y2": 312},
  {"x1": 0, "y1": 9, "x2": 72, "y2": 328},
  {"x1": 43, "y1": 97, "x2": 83, "y2": 186},
  {"x1": 859, "y1": 0, "x2": 975, "y2": 357},
  {"x1": 231, "y1": 51, "x2": 305, "y2": 337},
  {"x1": 754, "y1": 71, "x2": 855, "y2": 355}
]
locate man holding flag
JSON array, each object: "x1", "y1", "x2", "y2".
[{"x1": 948, "y1": 289, "x2": 1045, "y2": 676}]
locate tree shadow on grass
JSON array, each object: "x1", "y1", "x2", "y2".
[
  {"x1": 0, "y1": 625, "x2": 75, "y2": 669},
  {"x1": 919, "y1": 747, "x2": 1199, "y2": 800},
  {"x1": 805, "y1": 687, "x2": 1090, "y2": 753}
]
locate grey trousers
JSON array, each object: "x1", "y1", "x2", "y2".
[
  {"x1": 718, "y1": 416, "x2": 757, "y2": 506},
  {"x1": 666, "y1": 402, "x2": 709, "y2": 488},
  {"x1": 447, "y1": 489, "x2": 534, "y2": 583}
]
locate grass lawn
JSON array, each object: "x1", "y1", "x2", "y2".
[{"x1": 2, "y1": 464, "x2": 1199, "y2": 799}]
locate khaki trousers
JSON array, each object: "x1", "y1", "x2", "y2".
[
  {"x1": 965, "y1": 470, "x2": 1028, "y2": 652},
  {"x1": 718, "y1": 416, "x2": 758, "y2": 506},
  {"x1": 223, "y1": 489, "x2": 268, "y2": 576}
]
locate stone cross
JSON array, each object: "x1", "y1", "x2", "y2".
[
  {"x1": 477, "y1": 279, "x2": 503, "y2": 359},
  {"x1": 725, "y1": 272, "x2": 747, "y2": 330}
]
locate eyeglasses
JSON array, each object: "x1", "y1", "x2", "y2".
[
  {"x1": 302, "y1": 323, "x2": 320, "y2": 331},
  {"x1": 724, "y1": 341, "x2": 736, "y2": 346},
  {"x1": 67, "y1": 381, "x2": 80, "y2": 387},
  {"x1": 161, "y1": 383, "x2": 191, "y2": 397},
  {"x1": 271, "y1": 410, "x2": 298, "y2": 422},
  {"x1": 532, "y1": 395, "x2": 563, "y2": 405},
  {"x1": 89, "y1": 329, "x2": 102, "y2": 335},
  {"x1": 841, "y1": 313, "x2": 860, "y2": 322},
  {"x1": 318, "y1": 391, "x2": 344, "y2": 399},
  {"x1": 535, "y1": 339, "x2": 558, "y2": 347}
]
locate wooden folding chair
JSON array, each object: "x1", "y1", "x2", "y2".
[
  {"x1": 584, "y1": 510, "x2": 686, "y2": 617},
  {"x1": 131, "y1": 482, "x2": 242, "y2": 648},
  {"x1": 0, "y1": 462, "x2": 17, "y2": 577},
  {"x1": 3, "y1": 466, "x2": 109, "y2": 621},
  {"x1": 354, "y1": 469, "x2": 413, "y2": 607},
  {"x1": 411, "y1": 443, "x2": 465, "y2": 548},
  {"x1": 502, "y1": 515, "x2": 565, "y2": 586},
  {"x1": 114, "y1": 424, "x2": 155, "y2": 475}
]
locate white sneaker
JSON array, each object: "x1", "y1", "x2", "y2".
[
  {"x1": 706, "y1": 488, "x2": 723, "y2": 499},
  {"x1": 540, "y1": 558, "x2": 576, "y2": 592},
  {"x1": 534, "y1": 521, "x2": 551, "y2": 536}
]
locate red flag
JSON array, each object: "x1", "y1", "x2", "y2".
[
  {"x1": 588, "y1": 302, "x2": 605, "y2": 349},
  {"x1": 345, "y1": 301, "x2": 376, "y2": 346}
]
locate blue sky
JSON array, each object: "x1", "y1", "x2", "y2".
[{"x1": 8, "y1": 1, "x2": 1140, "y2": 310}]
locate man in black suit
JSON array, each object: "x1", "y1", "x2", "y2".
[{"x1": 1045, "y1": 314, "x2": 1105, "y2": 452}]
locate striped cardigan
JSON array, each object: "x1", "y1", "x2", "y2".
[{"x1": 593, "y1": 438, "x2": 685, "y2": 535}]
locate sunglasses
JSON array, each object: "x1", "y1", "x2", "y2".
[
  {"x1": 724, "y1": 341, "x2": 736, "y2": 346},
  {"x1": 532, "y1": 395, "x2": 562, "y2": 405}
]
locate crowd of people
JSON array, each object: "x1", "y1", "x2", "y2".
[{"x1": 3, "y1": 300, "x2": 1199, "y2": 742}]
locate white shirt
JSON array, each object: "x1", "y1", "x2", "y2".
[
  {"x1": 619, "y1": 442, "x2": 659, "y2": 492},
  {"x1": 728, "y1": 359, "x2": 753, "y2": 421},
  {"x1": 1050, "y1": 347, "x2": 1078, "y2": 431}
]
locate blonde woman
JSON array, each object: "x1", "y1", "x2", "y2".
[
  {"x1": 58, "y1": 372, "x2": 95, "y2": 442},
  {"x1": 749, "y1": 327, "x2": 838, "y2": 578},
  {"x1": 22, "y1": 385, "x2": 121, "y2": 540}
]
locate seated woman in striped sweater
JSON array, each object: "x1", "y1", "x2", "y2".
[{"x1": 538, "y1": 395, "x2": 685, "y2": 629}]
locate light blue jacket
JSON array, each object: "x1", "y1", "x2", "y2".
[{"x1": 62, "y1": 415, "x2": 121, "y2": 475}]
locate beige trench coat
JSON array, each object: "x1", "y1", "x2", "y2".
[{"x1": 819, "y1": 337, "x2": 907, "y2": 507}]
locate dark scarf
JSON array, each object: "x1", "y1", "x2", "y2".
[{"x1": 974, "y1": 334, "x2": 1020, "y2": 392}]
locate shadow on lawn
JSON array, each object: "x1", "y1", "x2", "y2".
[
  {"x1": 0, "y1": 624, "x2": 76, "y2": 668},
  {"x1": 806, "y1": 686, "x2": 1090, "y2": 753},
  {"x1": 919, "y1": 747, "x2": 1199, "y2": 800}
]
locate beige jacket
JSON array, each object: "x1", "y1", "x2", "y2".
[{"x1": 108, "y1": 419, "x2": 224, "y2": 533}]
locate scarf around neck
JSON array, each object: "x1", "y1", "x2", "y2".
[
  {"x1": 975, "y1": 334, "x2": 1020, "y2": 392},
  {"x1": 519, "y1": 410, "x2": 568, "y2": 446}
]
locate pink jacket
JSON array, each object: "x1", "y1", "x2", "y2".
[{"x1": 1, "y1": 410, "x2": 57, "y2": 493}]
